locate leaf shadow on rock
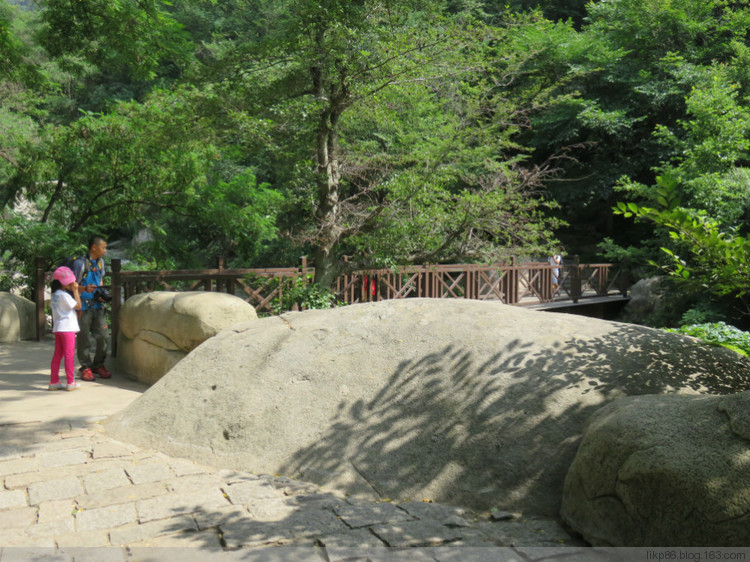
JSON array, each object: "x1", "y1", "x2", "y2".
[{"x1": 278, "y1": 325, "x2": 750, "y2": 517}]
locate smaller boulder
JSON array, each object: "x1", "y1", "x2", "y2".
[
  {"x1": 0, "y1": 292, "x2": 36, "y2": 342},
  {"x1": 621, "y1": 276, "x2": 663, "y2": 324},
  {"x1": 561, "y1": 391, "x2": 750, "y2": 546},
  {"x1": 117, "y1": 291, "x2": 257, "y2": 384}
]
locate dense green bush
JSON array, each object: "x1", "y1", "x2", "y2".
[
  {"x1": 270, "y1": 275, "x2": 342, "y2": 315},
  {"x1": 667, "y1": 322, "x2": 750, "y2": 357}
]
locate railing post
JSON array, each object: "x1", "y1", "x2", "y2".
[
  {"x1": 216, "y1": 256, "x2": 225, "y2": 292},
  {"x1": 571, "y1": 255, "x2": 582, "y2": 303},
  {"x1": 111, "y1": 259, "x2": 121, "y2": 358},
  {"x1": 598, "y1": 265, "x2": 608, "y2": 296},
  {"x1": 503, "y1": 257, "x2": 519, "y2": 304},
  {"x1": 35, "y1": 257, "x2": 46, "y2": 341}
]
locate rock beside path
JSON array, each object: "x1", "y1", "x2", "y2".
[
  {"x1": 561, "y1": 391, "x2": 750, "y2": 546},
  {"x1": 0, "y1": 292, "x2": 36, "y2": 342},
  {"x1": 117, "y1": 291, "x2": 257, "y2": 384},
  {"x1": 106, "y1": 298, "x2": 750, "y2": 517}
]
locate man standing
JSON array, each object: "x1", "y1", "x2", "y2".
[{"x1": 71, "y1": 235, "x2": 112, "y2": 381}]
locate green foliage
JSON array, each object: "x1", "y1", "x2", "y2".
[
  {"x1": 35, "y1": 0, "x2": 192, "y2": 82},
  {"x1": 667, "y1": 322, "x2": 750, "y2": 357},
  {"x1": 648, "y1": 64, "x2": 750, "y2": 223},
  {"x1": 271, "y1": 275, "x2": 341, "y2": 315},
  {"x1": 613, "y1": 193, "x2": 750, "y2": 314},
  {"x1": 10, "y1": 0, "x2": 750, "y2": 314},
  {"x1": 242, "y1": 273, "x2": 341, "y2": 316},
  {"x1": 0, "y1": 210, "x2": 88, "y2": 297}
]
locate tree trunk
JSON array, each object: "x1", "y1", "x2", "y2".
[{"x1": 312, "y1": 84, "x2": 346, "y2": 287}]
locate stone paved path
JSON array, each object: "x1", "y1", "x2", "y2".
[{"x1": 0, "y1": 417, "x2": 586, "y2": 559}]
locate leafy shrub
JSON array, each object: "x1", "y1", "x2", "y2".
[
  {"x1": 0, "y1": 274, "x2": 12, "y2": 293},
  {"x1": 242, "y1": 273, "x2": 342, "y2": 316},
  {"x1": 270, "y1": 275, "x2": 342, "y2": 315},
  {"x1": 667, "y1": 322, "x2": 750, "y2": 357}
]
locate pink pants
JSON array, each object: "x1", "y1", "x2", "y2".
[{"x1": 51, "y1": 332, "x2": 77, "y2": 385}]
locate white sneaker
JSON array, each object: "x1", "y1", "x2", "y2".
[
  {"x1": 48, "y1": 382, "x2": 65, "y2": 391},
  {"x1": 65, "y1": 382, "x2": 81, "y2": 391}
]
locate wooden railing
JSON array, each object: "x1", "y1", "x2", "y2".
[{"x1": 34, "y1": 256, "x2": 629, "y2": 353}]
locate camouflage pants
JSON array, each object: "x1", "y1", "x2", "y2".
[{"x1": 77, "y1": 308, "x2": 109, "y2": 369}]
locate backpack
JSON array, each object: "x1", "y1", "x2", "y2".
[{"x1": 59, "y1": 256, "x2": 89, "y2": 284}]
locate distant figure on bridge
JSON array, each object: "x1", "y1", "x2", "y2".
[{"x1": 548, "y1": 253, "x2": 562, "y2": 290}]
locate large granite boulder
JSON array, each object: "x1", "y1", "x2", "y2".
[
  {"x1": 106, "y1": 299, "x2": 750, "y2": 516},
  {"x1": 117, "y1": 291, "x2": 257, "y2": 384},
  {"x1": 0, "y1": 292, "x2": 36, "y2": 342},
  {"x1": 561, "y1": 391, "x2": 750, "y2": 546}
]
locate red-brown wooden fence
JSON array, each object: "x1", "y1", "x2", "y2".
[{"x1": 35, "y1": 256, "x2": 629, "y2": 354}]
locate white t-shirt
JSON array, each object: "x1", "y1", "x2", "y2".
[{"x1": 51, "y1": 290, "x2": 80, "y2": 333}]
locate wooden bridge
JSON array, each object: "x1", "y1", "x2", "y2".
[{"x1": 34, "y1": 256, "x2": 631, "y2": 349}]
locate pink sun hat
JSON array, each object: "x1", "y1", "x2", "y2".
[{"x1": 53, "y1": 266, "x2": 76, "y2": 286}]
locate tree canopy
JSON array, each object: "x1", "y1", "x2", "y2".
[{"x1": 4, "y1": 0, "x2": 750, "y2": 326}]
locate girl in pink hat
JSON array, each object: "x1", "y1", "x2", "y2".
[{"x1": 49, "y1": 266, "x2": 82, "y2": 391}]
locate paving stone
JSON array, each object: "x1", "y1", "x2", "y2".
[
  {"x1": 91, "y1": 440, "x2": 138, "y2": 460},
  {"x1": 0, "y1": 506, "x2": 38, "y2": 530},
  {"x1": 363, "y1": 547, "x2": 445, "y2": 561},
  {"x1": 124, "y1": 461, "x2": 172, "y2": 484},
  {"x1": 57, "y1": 546, "x2": 125, "y2": 561},
  {"x1": 0, "y1": 457, "x2": 37, "y2": 477},
  {"x1": 430, "y1": 546, "x2": 526, "y2": 561},
  {"x1": 0, "y1": 490, "x2": 27, "y2": 509},
  {"x1": 513, "y1": 546, "x2": 594, "y2": 560},
  {"x1": 56, "y1": 427, "x2": 95, "y2": 439},
  {"x1": 54, "y1": 530, "x2": 112, "y2": 548},
  {"x1": 69, "y1": 417, "x2": 107, "y2": 429},
  {"x1": 476, "y1": 518, "x2": 581, "y2": 547},
  {"x1": 75, "y1": 503, "x2": 137, "y2": 532},
  {"x1": 245, "y1": 498, "x2": 298, "y2": 521},
  {"x1": 217, "y1": 469, "x2": 263, "y2": 484},
  {"x1": 36, "y1": 436, "x2": 92, "y2": 453},
  {"x1": 281, "y1": 482, "x2": 321, "y2": 496},
  {"x1": 136, "y1": 487, "x2": 229, "y2": 523},
  {"x1": 109, "y1": 514, "x2": 197, "y2": 546},
  {"x1": 127, "y1": 547, "x2": 245, "y2": 561},
  {"x1": 220, "y1": 507, "x2": 346, "y2": 548},
  {"x1": 27, "y1": 476, "x2": 84, "y2": 505},
  {"x1": 167, "y1": 458, "x2": 210, "y2": 477},
  {"x1": 75, "y1": 481, "x2": 169, "y2": 510},
  {"x1": 223, "y1": 479, "x2": 285, "y2": 504},
  {"x1": 0, "y1": 530, "x2": 28, "y2": 548},
  {"x1": 281, "y1": 507, "x2": 348, "y2": 539},
  {"x1": 4, "y1": 458, "x2": 126, "y2": 489},
  {"x1": 316, "y1": 528, "x2": 388, "y2": 549},
  {"x1": 333, "y1": 501, "x2": 414, "y2": 529},
  {"x1": 26, "y1": 517, "x2": 75, "y2": 539},
  {"x1": 82, "y1": 467, "x2": 131, "y2": 494},
  {"x1": 0, "y1": 445, "x2": 22, "y2": 461},
  {"x1": 165, "y1": 474, "x2": 225, "y2": 495},
  {"x1": 396, "y1": 501, "x2": 470, "y2": 522},
  {"x1": 126, "y1": 529, "x2": 222, "y2": 547},
  {"x1": 369, "y1": 520, "x2": 465, "y2": 547},
  {"x1": 0, "y1": 547, "x2": 68, "y2": 561},
  {"x1": 193, "y1": 505, "x2": 248, "y2": 530},
  {"x1": 219, "y1": 518, "x2": 289, "y2": 547},
  {"x1": 284, "y1": 494, "x2": 341, "y2": 512},
  {"x1": 38, "y1": 449, "x2": 90, "y2": 469},
  {"x1": 38, "y1": 500, "x2": 75, "y2": 524},
  {"x1": 445, "y1": 528, "x2": 503, "y2": 547}
]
